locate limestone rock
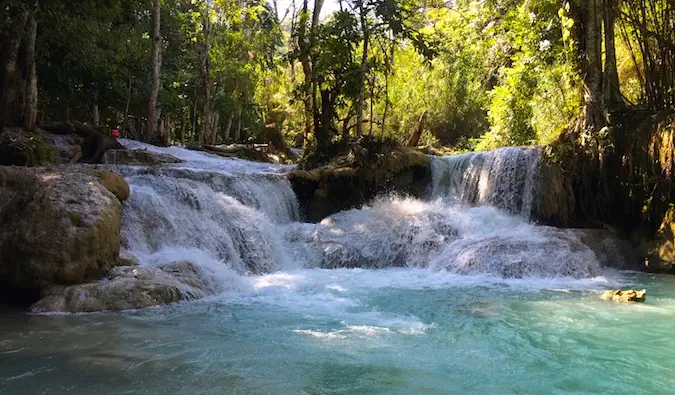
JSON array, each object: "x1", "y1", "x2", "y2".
[
  {"x1": 644, "y1": 207, "x2": 675, "y2": 274},
  {"x1": 600, "y1": 289, "x2": 647, "y2": 303},
  {"x1": 103, "y1": 149, "x2": 183, "y2": 166},
  {"x1": 31, "y1": 261, "x2": 211, "y2": 313},
  {"x1": 0, "y1": 166, "x2": 125, "y2": 293},
  {"x1": 289, "y1": 146, "x2": 430, "y2": 222}
]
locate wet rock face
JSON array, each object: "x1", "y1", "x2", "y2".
[
  {"x1": 102, "y1": 149, "x2": 183, "y2": 166},
  {"x1": 289, "y1": 147, "x2": 431, "y2": 222},
  {"x1": 0, "y1": 166, "x2": 128, "y2": 294},
  {"x1": 31, "y1": 261, "x2": 212, "y2": 313},
  {"x1": 644, "y1": 208, "x2": 675, "y2": 274}
]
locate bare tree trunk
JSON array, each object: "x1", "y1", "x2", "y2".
[
  {"x1": 224, "y1": 114, "x2": 233, "y2": 141},
  {"x1": 211, "y1": 112, "x2": 219, "y2": 145},
  {"x1": 198, "y1": 5, "x2": 211, "y2": 147},
  {"x1": 121, "y1": 71, "x2": 132, "y2": 136},
  {"x1": 146, "y1": 0, "x2": 162, "y2": 142},
  {"x1": 603, "y1": 0, "x2": 622, "y2": 110},
  {"x1": 178, "y1": 112, "x2": 186, "y2": 145},
  {"x1": 0, "y1": 3, "x2": 30, "y2": 130},
  {"x1": 582, "y1": 0, "x2": 605, "y2": 130},
  {"x1": 235, "y1": 107, "x2": 243, "y2": 142},
  {"x1": 93, "y1": 93, "x2": 101, "y2": 125},
  {"x1": 355, "y1": 0, "x2": 370, "y2": 137},
  {"x1": 407, "y1": 111, "x2": 427, "y2": 147},
  {"x1": 22, "y1": 10, "x2": 38, "y2": 132}
]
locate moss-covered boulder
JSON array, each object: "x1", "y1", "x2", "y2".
[
  {"x1": 289, "y1": 143, "x2": 431, "y2": 222},
  {"x1": 103, "y1": 149, "x2": 183, "y2": 165},
  {"x1": 31, "y1": 261, "x2": 211, "y2": 313},
  {"x1": 0, "y1": 166, "x2": 129, "y2": 296},
  {"x1": 0, "y1": 128, "x2": 56, "y2": 166}
]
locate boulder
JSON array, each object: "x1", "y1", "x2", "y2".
[
  {"x1": 31, "y1": 261, "x2": 210, "y2": 313},
  {"x1": 0, "y1": 166, "x2": 129, "y2": 294},
  {"x1": 644, "y1": 207, "x2": 675, "y2": 274},
  {"x1": 289, "y1": 145, "x2": 431, "y2": 222},
  {"x1": 102, "y1": 149, "x2": 183, "y2": 165},
  {"x1": 600, "y1": 289, "x2": 647, "y2": 303}
]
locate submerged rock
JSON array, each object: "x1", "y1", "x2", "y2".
[
  {"x1": 31, "y1": 261, "x2": 211, "y2": 313},
  {"x1": 103, "y1": 149, "x2": 183, "y2": 165},
  {"x1": 0, "y1": 166, "x2": 129, "y2": 294},
  {"x1": 600, "y1": 289, "x2": 647, "y2": 303}
]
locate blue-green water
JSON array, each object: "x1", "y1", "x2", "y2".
[{"x1": 2, "y1": 269, "x2": 674, "y2": 394}]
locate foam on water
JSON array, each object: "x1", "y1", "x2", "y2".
[
  {"x1": 429, "y1": 146, "x2": 542, "y2": 217},
  {"x1": 105, "y1": 141, "x2": 633, "y2": 302}
]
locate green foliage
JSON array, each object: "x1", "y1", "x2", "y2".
[{"x1": 28, "y1": 0, "x2": 669, "y2": 154}]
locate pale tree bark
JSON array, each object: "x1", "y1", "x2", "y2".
[
  {"x1": 93, "y1": 94, "x2": 100, "y2": 125},
  {"x1": 224, "y1": 114, "x2": 233, "y2": 141},
  {"x1": 582, "y1": 0, "x2": 605, "y2": 130},
  {"x1": 146, "y1": 0, "x2": 162, "y2": 142},
  {"x1": 210, "y1": 112, "x2": 219, "y2": 145},
  {"x1": 235, "y1": 106, "x2": 243, "y2": 142}
]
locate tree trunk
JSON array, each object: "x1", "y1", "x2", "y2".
[
  {"x1": 146, "y1": 0, "x2": 162, "y2": 143},
  {"x1": 121, "y1": 71, "x2": 132, "y2": 137},
  {"x1": 178, "y1": 112, "x2": 186, "y2": 144},
  {"x1": 235, "y1": 107, "x2": 243, "y2": 142},
  {"x1": 355, "y1": 1, "x2": 370, "y2": 137},
  {"x1": 93, "y1": 95, "x2": 101, "y2": 125},
  {"x1": 211, "y1": 112, "x2": 219, "y2": 145},
  {"x1": 198, "y1": 6, "x2": 211, "y2": 147},
  {"x1": 0, "y1": 3, "x2": 30, "y2": 130},
  {"x1": 22, "y1": 10, "x2": 38, "y2": 132},
  {"x1": 602, "y1": 0, "x2": 622, "y2": 110},
  {"x1": 224, "y1": 114, "x2": 233, "y2": 141},
  {"x1": 582, "y1": 0, "x2": 605, "y2": 130},
  {"x1": 407, "y1": 111, "x2": 427, "y2": 147}
]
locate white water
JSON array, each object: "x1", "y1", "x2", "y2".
[
  {"x1": 111, "y1": 141, "x2": 627, "y2": 297},
  {"x1": 428, "y1": 147, "x2": 542, "y2": 217}
]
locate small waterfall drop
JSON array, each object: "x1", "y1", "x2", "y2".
[
  {"x1": 428, "y1": 147, "x2": 542, "y2": 217},
  {"x1": 113, "y1": 140, "x2": 299, "y2": 277}
]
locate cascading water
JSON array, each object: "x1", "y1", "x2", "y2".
[
  {"x1": 428, "y1": 147, "x2": 542, "y2": 217},
  {"x1": 3, "y1": 141, "x2": 672, "y2": 395},
  {"x1": 112, "y1": 140, "x2": 624, "y2": 288}
]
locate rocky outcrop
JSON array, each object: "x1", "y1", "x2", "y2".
[
  {"x1": 643, "y1": 208, "x2": 675, "y2": 274},
  {"x1": 0, "y1": 166, "x2": 129, "y2": 295},
  {"x1": 31, "y1": 261, "x2": 212, "y2": 313},
  {"x1": 600, "y1": 289, "x2": 647, "y2": 303},
  {"x1": 289, "y1": 146, "x2": 431, "y2": 222},
  {"x1": 1, "y1": 122, "x2": 124, "y2": 166},
  {"x1": 103, "y1": 149, "x2": 183, "y2": 165}
]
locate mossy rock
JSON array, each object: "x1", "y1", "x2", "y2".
[
  {"x1": 0, "y1": 129, "x2": 55, "y2": 166},
  {"x1": 289, "y1": 142, "x2": 431, "y2": 222}
]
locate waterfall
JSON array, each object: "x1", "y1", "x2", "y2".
[
  {"x1": 428, "y1": 147, "x2": 542, "y2": 217},
  {"x1": 113, "y1": 140, "x2": 299, "y2": 276},
  {"x1": 111, "y1": 140, "x2": 626, "y2": 293}
]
